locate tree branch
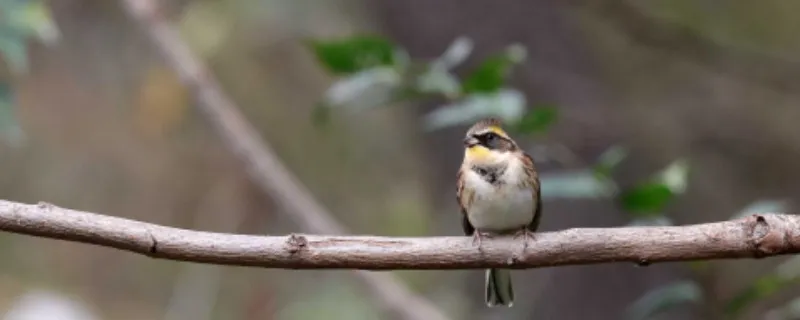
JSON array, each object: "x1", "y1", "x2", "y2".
[
  {"x1": 117, "y1": 1, "x2": 448, "y2": 320},
  {"x1": 2, "y1": 200, "x2": 799, "y2": 269}
]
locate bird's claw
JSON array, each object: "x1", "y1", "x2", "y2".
[
  {"x1": 471, "y1": 231, "x2": 491, "y2": 252},
  {"x1": 514, "y1": 228, "x2": 537, "y2": 251}
]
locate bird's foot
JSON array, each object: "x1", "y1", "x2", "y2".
[
  {"x1": 471, "y1": 231, "x2": 491, "y2": 252},
  {"x1": 513, "y1": 228, "x2": 537, "y2": 252}
]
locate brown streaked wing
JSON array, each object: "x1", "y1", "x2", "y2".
[
  {"x1": 522, "y1": 152, "x2": 542, "y2": 232},
  {"x1": 456, "y1": 167, "x2": 476, "y2": 235}
]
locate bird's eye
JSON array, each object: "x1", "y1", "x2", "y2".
[{"x1": 485, "y1": 133, "x2": 497, "y2": 141}]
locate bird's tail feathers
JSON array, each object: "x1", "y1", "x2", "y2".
[{"x1": 485, "y1": 268, "x2": 514, "y2": 307}]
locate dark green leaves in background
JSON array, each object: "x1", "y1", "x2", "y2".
[
  {"x1": 309, "y1": 35, "x2": 398, "y2": 75},
  {"x1": 510, "y1": 105, "x2": 558, "y2": 134},
  {"x1": 308, "y1": 35, "x2": 409, "y2": 121},
  {"x1": 620, "y1": 182, "x2": 673, "y2": 216},
  {"x1": 461, "y1": 45, "x2": 525, "y2": 94},
  {"x1": 619, "y1": 159, "x2": 689, "y2": 224},
  {"x1": 308, "y1": 35, "x2": 541, "y2": 131},
  {"x1": 308, "y1": 33, "x2": 796, "y2": 320}
]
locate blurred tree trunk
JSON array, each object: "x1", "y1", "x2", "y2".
[{"x1": 372, "y1": 1, "x2": 699, "y2": 319}]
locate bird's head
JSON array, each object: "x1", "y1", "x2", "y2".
[{"x1": 462, "y1": 118, "x2": 519, "y2": 166}]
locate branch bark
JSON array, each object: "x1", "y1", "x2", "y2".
[
  {"x1": 117, "y1": 1, "x2": 448, "y2": 320},
  {"x1": 2, "y1": 200, "x2": 799, "y2": 269}
]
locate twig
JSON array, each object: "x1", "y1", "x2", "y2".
[
  {"x1": 117, "y1": 1, "x2": 448, "y2": 320},
  {"x1": 2, "y1": 200, "x2": 800, "y2": 268}
]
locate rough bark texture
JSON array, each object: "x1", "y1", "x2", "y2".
[{"x1": 1, "y1": 200, "x2": 797, "y2": 270}]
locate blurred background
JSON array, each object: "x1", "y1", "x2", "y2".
[{"x1": 1, "y1": 0, "x2": 800, "y2": 319}]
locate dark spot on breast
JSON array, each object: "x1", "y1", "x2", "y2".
[{"x1": 472, "y1": 165, "x2": 506, "y2": 185}]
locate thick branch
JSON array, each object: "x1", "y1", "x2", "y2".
[{"x1": 2, "y1": 200, "x2": 799, "y2": 269}]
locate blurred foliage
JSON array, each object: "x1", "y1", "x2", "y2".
[
  {"x1": 0, "y1": 0, "x2": 58, "y2": 73},
  {"x1": 307, "y1": 34, "x2": 700, "y2": 223},
  {"x1": 620, "y1": 182, "x2": 674, "y2": 216},
  {"x1": 726, "y1": 256, "x2": 800, "y2": 318},
  {"x1": 135, "y1": 66, "x2": 190, "y2": 138},
  {"x1": 310, "y1": 36, "x2": 398, "y2": 75},
  {"x1": 593, "y1": 145, "x2": 628, "y2": 180},
  {"x1": 765, "y1": 296, "x2": 800, "y2": 320},
  {"x1": 509, "y1": 105, "x2": 558, "y2": 135},
  {"x1": 621, "y1": 159, "x2": 689, "y2": 225},
  {"x1": 0, "y1": 83, "x2": 22, "y2": 145},
  {"x1": 625, "y1": 280, "x2": 703, "y2": 320},
  {"x1": 539, "y1": 169, "x2": 617, "y2": 199},
  {"x1": 277, "y1": 278, "x2": 381, "y2": 320},
  {"x1": 539, "y1": 146, "x2": 624, "y2": 199},
  {"x1": 177, "y1": 1, "x2": 232, "y2": 59},
  {"x1": 304, "y1": 32, "x2": 800, "y2": 319},
  {"x1": 0, "y1": 0, "x2": 59, "y2": 146},
  {"x1": 460, "y1": 45, "x2": 525, "y2": 94},
  {"x1": 310, "y1": 35, "x2": 540, "y2": 130}
]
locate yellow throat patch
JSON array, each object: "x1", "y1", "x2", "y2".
[{"x1": 466, "y1": 144, "x2": 493, "y2": 162}]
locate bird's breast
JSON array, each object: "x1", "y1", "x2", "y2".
[{"x1": 463, "y1": 169, "x2": 535, "y2": 233}]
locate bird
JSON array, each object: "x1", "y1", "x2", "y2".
[{"x1": 455, "y1": 117, "x2": 542, "y2": 307}]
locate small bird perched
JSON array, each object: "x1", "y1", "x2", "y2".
[{"x1": 456, "y1": 118, "x2": 542, "y2": 307}]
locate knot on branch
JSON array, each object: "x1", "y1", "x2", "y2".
[
  {"x1": 36, "y1": 202, "x2": 54, "y2": 211},
  {"x1": 286, "y1": 234, "x2": 308, "y2": 254},
  {"x1": 147, "y1": 229, "x2": 159, "y2": 254},
  {"x1": 746, "y1": 214, "x2": 796, "y2": 257}
]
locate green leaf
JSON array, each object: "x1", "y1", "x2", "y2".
[
  {"x1": 461, "y1": 44, "x2": 525, "y2": 94},
  {"x1": 462, "y1": 56, "x2": 512, "y2": 94},
  {"x1": 510, "y1": 106, "x2": 558, "y2": 134},
  {"x1": 309, "y1": 35, "x2": 397, "y2": 75},
  {"x1": 625, "y1": 281, "x2": 703, "y2": 320},
  {"x1": 620, "y1": 182, "x2": 673, "y2": 215}
]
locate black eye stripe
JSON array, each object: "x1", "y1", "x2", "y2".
[
  {"x1": 472, "y1": 131, "x2": 508, "y2": 148},
  {"x1": 475, "y1": 132, "x2": 503, "y2": 141}
]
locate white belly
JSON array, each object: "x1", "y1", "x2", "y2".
[{"x1": 463, "y1": 170, "x2": 535, "y2": 233}]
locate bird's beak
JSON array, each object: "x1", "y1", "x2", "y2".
[{"x1": 463, "y1": 136, "x2": 478, "y2": 147}]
